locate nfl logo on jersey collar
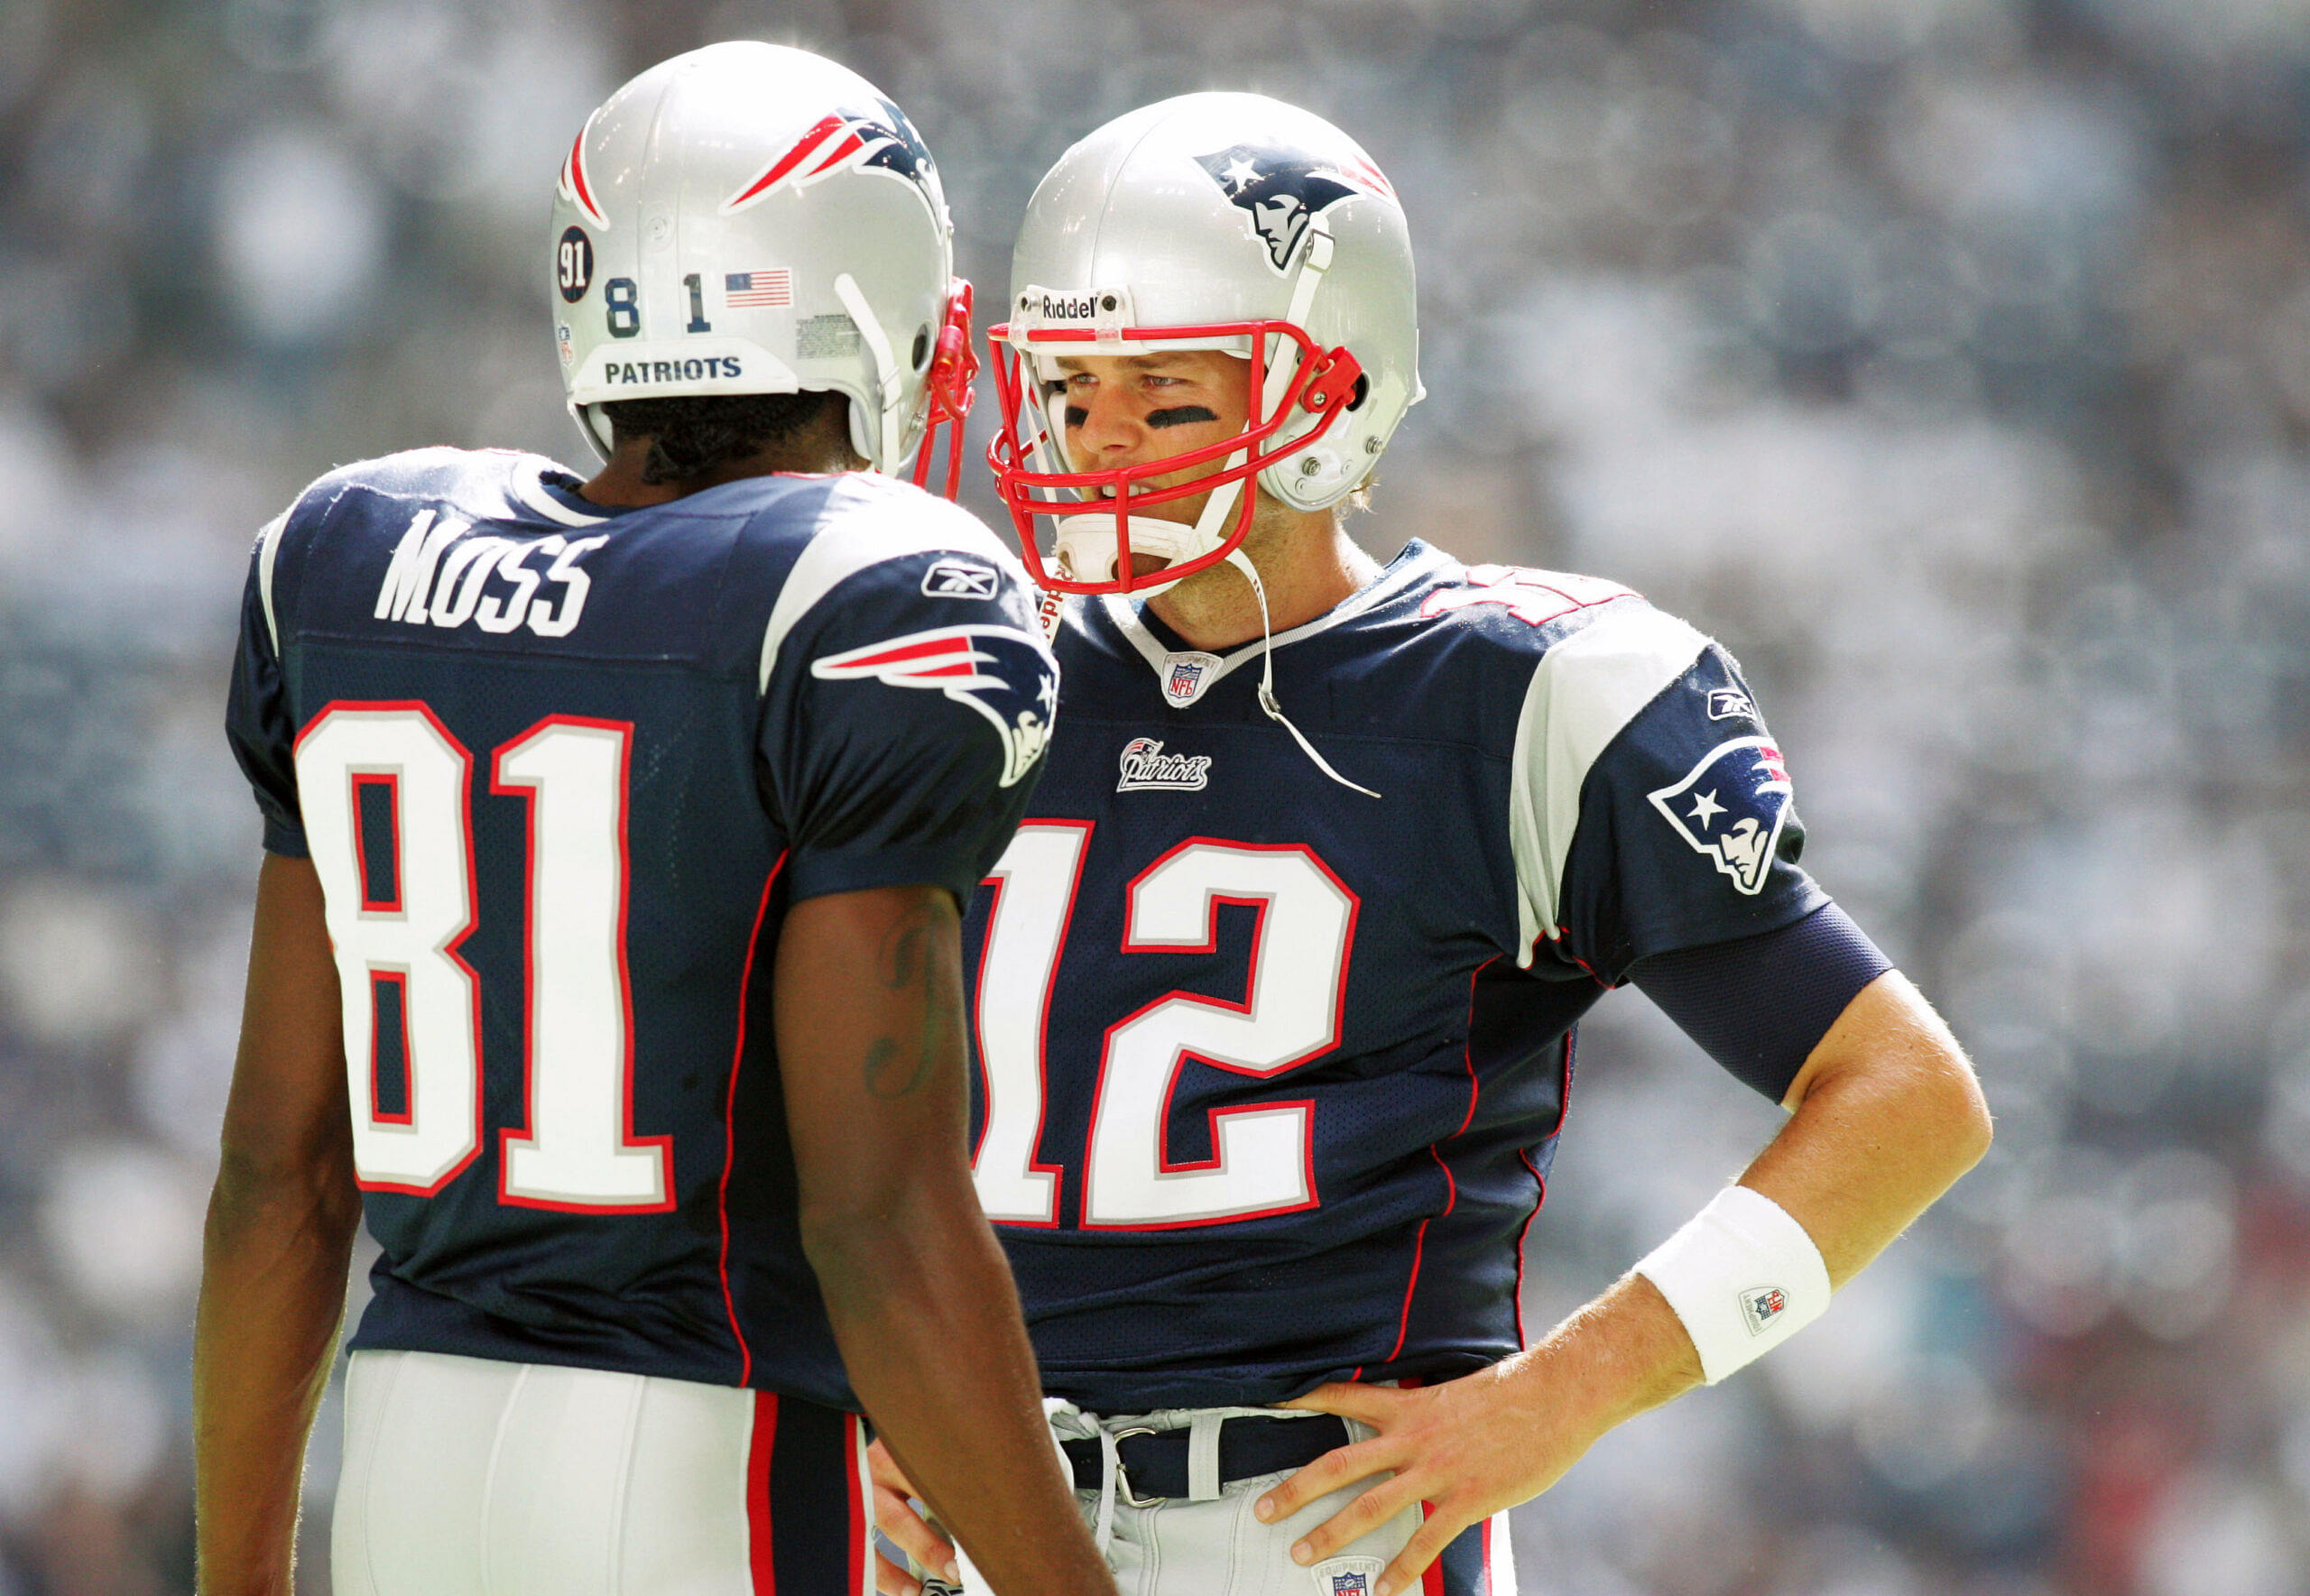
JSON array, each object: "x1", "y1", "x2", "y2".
[{"x1": 1161, "y1": 650, "x2": 1223, "y2": 707}]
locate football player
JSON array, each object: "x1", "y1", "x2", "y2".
[
  {"x1": 194, "y1": 44, "x2": 1115, "y2": 1596},
  {"x1": 869, "y1": 94, "x2": 1991, "y2": 1596}
]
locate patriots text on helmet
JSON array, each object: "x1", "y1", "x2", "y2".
[{"x1": 597, "y1": 356, "x2": 746, "y2": 386}]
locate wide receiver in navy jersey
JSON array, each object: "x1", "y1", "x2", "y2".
[
  {"x1": 869, "y1": 95, "x2": 1993, "y2": 1596},
  {"x1": 194, "y1": 44, "x2": 1116, "y2": 1596}
]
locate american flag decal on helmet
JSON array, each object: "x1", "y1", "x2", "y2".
[
  {"x1": 558, "y1": 114, "x2": 609, "y2": 228},
  {"x1": 811, "y1": 625, "x2": 1057, "y2": 789},
  {"x1": 723, "y1": 97, "x2": 937, "y2": 214}
]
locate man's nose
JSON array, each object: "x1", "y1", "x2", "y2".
[{"x1": 1071, "y1": 384, "x2": 1144, "y2": 457}]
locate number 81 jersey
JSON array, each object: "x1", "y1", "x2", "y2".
[
  {"x1": 962, "y1": 540, "x2": 1828, "y2": 1415},
  {"x1": 226, "y1": 447, "x2": 1055, "y2": 1408}
]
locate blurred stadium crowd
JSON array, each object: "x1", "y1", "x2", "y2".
[{"x1": 1, "y1": 0, "x2": 2305, "y2": 1591}]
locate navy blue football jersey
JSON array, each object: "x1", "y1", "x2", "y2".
[
  {"x1": 225, "y1": 447, "x2": 1056, "y2": 1409},
  {"x1": 957, "y1": 543, "x2": 1828, "y2": 1412}
]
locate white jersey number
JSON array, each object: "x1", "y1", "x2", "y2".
[
  {"x1": 295, "y1": 705, "x2": 669, "y2": 1209},
  {"x1": 971, "y1": 829, "x2": 1358, "y2": 1228}
]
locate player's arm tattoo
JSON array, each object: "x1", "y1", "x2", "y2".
[{"x1": 862, "y1": 898, "x2": 960, "y2": 1101}]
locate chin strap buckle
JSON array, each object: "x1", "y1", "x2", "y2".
[{"x1": 1299, "y1": 346, "x2": 1364, "y2": 416}]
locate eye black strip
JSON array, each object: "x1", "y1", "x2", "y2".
[{"x1": 1145, "y1": 405, "x2": 1219, "y2": 429}]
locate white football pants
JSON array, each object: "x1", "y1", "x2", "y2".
[
  {"x1": 921, "y1": 1403, "x2": 1517, "y2": 1596},
  {"x1": 333, "y1": 1348, "x2": 872, "y2": 1596}
]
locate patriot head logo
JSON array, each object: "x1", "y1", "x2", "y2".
[
  {"x1": 725, "y1": 98, "x2": 937, "y2": 212},
  {"x1": 810, "y1": 626, "x2": 1056, "y2": 788},
  {"x1": 1194, "y1": 143, "x2": 1389, "y2": 272},
  {"x1": 1646, "y1": 735, "x2": 1795, "y2": 896}
]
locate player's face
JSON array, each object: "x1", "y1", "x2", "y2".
[{"x1": 1046, "y1": 351, "x2": 1252, "y2": 531}]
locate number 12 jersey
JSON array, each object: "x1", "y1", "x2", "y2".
[{"x1": 961, "y1": 541, "x2": 1832, "y2": 1414}]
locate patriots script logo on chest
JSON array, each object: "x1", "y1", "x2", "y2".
[{"x1": 1116, "y1": 736, "x2": 1212, "y2": 793}]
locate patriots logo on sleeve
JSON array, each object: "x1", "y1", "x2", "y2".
[
  {"x1": 724, "y1": 97, "x2": 938, "y2": 212},
  {"x1": 1646, "y1": 736, "x2": 1794, "y2": 896},
  {"x1": 811, "y1": 626, "x2": 1057, "y2": 788}
]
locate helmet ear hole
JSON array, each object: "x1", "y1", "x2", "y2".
[
  {"x1": 911, "y1": 325, "x2": 932, "y2": 370},
  {"x1": 1346, "y1": 373, "x2": 1370, "y2": 411}
]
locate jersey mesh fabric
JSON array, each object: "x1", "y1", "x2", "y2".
[
  {"x1": 966, "y1": 540, "x2": 1845, "y2": 1412},
  {"x1": 1629, "y1": 900, "x2": 1891, "y2": 1101},
  {"x1": 225, "y1": 449, "x2": 1051, "y2": 1407}
]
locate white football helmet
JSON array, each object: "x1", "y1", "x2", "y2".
[
  {"x1": 988, "y1": 92, "x2": 1422, "y2": 594},
  {"x1": 550, "y1": 42, "x2": 976, "y2": 492}
]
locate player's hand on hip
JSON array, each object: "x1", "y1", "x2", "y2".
[
  {"x1": 1252, "y1": 1361, "x2": 1594, "y2": 1596},
  {"x1": 868, "y1": 1438, "x2": 960, "y2": 1596}
]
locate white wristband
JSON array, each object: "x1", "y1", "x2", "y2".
[{"x1": 1633, "y1": 1185, "x2": 1831, "y2": 1385}]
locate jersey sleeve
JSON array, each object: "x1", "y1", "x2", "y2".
[
  {"x1": 224, "y1": 512, "x2": 307, "y2": 857},
  {"x1": 758, "y1": 550, "x2": 1058, "y2": 905},
  {"x1": 1516, "y1": 615, "x2": 1828, "y2": 985}
]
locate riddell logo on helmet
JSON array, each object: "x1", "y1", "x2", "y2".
[{"x1": 1040, "y1": 291, "x2": 1099, "y2": 322}]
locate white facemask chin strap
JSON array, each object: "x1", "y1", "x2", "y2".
[
  {"x1": 836, "y1": 272, "x2": 909, "y2": 474},
  {"x1": 1224, "y1": 545, "x2": 1381, "y2": 800}
]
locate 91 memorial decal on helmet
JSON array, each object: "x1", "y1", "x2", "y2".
[
  {"x1": 810, "y1": 626, "x2": 1058, "y2": 788},
  {"x1": 1646, "y1": 735, "x2": 1796, "y2": 896}
]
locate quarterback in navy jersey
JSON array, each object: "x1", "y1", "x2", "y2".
[
  {"x1": 871, "y1": 95, "x2": 1992, "y2": 1596},
  {"x1": 196, "y1": 44, "x2": 1116, "y2": 1596}
]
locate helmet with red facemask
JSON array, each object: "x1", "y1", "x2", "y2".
[
  {"x1": 988, "y1": 93, "x2": 1422, "y2": 594},
  {"x1": 552, "y1": 42, "x2": 977, "y2": 494}
]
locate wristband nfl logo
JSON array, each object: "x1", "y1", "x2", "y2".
[{"x1": 1741, "y1": 1284, "x2": 1788, "y2": 1335}]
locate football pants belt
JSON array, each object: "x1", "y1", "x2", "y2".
[{"x1": 1059, "y1": 1414, "x2": 1351, "y2": 1500}]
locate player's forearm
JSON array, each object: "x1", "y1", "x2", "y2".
[
  {"x1": 1742, "y1": 971, "x2": 1991, "y2": 1285},
  {"x1": 193, "y1": 1154, "x2": 360, "y2": 1596},
  {"x1": 806, "y1": 1194, "x2": 1116, "y2": 1596}
]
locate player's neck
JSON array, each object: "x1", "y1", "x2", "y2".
[
  {"x1": 578, "y1": 434, "x2": 864, "y2": 509},
  {"x1": 1144, "y1": 509, "x2": 1381, "y2": 652}
]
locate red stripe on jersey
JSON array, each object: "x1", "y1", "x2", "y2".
[
  {"x1": 719, "y1": 854, "x2": 786, "y2": 1385},
  {"x1": 746, "y1": 1390, "x2": 780, "y2": 1593},
  {"x1": 845, "y1": 1413, "x2": 869, "y2": 1596}
]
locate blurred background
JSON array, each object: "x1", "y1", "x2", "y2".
[{"x1": 0, "y1": 0, "x2": 2305, "y2": 1590}]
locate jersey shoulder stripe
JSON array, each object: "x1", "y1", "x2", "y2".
[
  {"x1": 755, "y1": 476, "x2": 1027, "y2": 691},
  {"x1": 1506, "y1": 596, "x2": 1709, "y2": 963}
]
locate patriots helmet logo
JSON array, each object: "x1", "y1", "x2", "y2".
[
  {"x1": 810, "y1": 626, "x2": 1057, "y2": 788},
  {"x1": 1194, "y1": 143, "x2": 1387, "y2": 272},
  {"x1": 725, "y1": 97, "x2": 938, "y2": 213},
  {"x1": 1647, "y1": 735, "x2": 1795, "y2": 896}
]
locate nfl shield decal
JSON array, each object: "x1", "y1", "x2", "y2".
[
  {"x1": 1742, "y1": 1283, "x2": 1789, "y2": 1335},
  {"x1": 1160, "y1": 650, "x2": 1223, "y2": 708},
  {"x1": 1311, "y1": 1555, "x2": 1385, "y2": 1596},
  {"x1": 1647, "y1": 735, "x2": 1793, "y2": 896}
]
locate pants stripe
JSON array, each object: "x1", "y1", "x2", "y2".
[
  {"x1": 845, "y1": 1414, "x2": 870, "y2": 1596},
  {"x1": 747, "y1": 1391, "x2": 780, "y2": 1593}
]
